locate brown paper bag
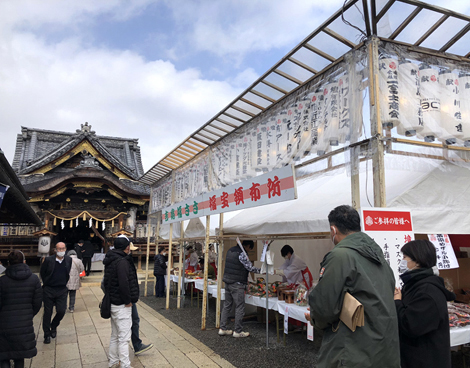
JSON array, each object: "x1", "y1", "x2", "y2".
[
  {"x1": 340, "y1": 292, "x2": 364, "y2": 332},
  {"x1": 333, "y1": 292, "x2": 364, "y2": 332}
]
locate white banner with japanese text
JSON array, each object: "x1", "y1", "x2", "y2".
[
  {"x1": 427, "y1": 234, "x2": 459, "y2": 270},
  {"x1": 161, "y1": 165, "x2": 297, "y2": 224},
  {"x1": 361, "y1": 208, "x2": 415, "y2": 287}
]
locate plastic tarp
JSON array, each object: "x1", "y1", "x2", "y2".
[{"x1": 223, "y1": 159, "x2": 470, "y2": 235}]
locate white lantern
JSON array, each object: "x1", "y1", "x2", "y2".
[
  {"x1": 458, "y1": 71, "x2": 470, "y2": 146},
  {"x1": 310, "y1": 87, "x2": 329, "y2": 156},
  {"x1": 322, "y1": 80, "x2": 340, "y2": 146},
  {"x1": 438, "y1": 68, "x2": 463, "y2": 144},
  {"x1": 378, "y1": 57, "x2": 400, "y2": 129},
  {"x1": 38, "y1": 236, "x2": 51, "y2": 254},
  {"x1": 418, "y1": 64, "x2": 442, "y2": 142},
  {"x1": 294, "y1": 95, "x2": 313, "y2": 160},
  {"x1": 397, "y1": 60, "x2": 423, "y2": 137}
]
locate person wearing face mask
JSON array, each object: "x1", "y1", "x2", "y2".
[
  {"x1": 0, "y1": 250, "x2": 42, "y2": 368},
  {"x1": 277, "y1": 244, "x2": 308, "y2": 285},
  {"x1": 305, "y1": 205, "x2": 399, "y2": 368},
  {"x1": 153, "y1": 246, "x2": 167, "y2": 297},
  {"x1": 394, "y1": 239, "x2": 455, "y2": 368},
  {"x1": 40, "y1": 242, "x2": 72, "y2": 344}
]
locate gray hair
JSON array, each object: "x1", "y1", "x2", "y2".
[{"x1": 67, "y1": 250, "x2": 77, "y2": 256}]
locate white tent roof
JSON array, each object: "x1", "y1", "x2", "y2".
[
  {"x1": 159, "y1": 217, "x2": 216, "y2": 240},
  {"x1": 223, "y1": 159, "x2": 470, "y2": 235}
]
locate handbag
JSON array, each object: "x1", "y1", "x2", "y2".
[
  {"x1": 100, "y1": 292, "x2": 111, "y2": 319},
  {"x1": 332, "y1": 292, "x2": 364, "y2": 332},
  {"x1": 79, "y1": 270, "x2": 85, "y2": 278}
]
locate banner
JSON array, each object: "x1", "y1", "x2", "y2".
[
  {"x1": 162, "y1": 165, "x2": 297, "y2": 224},
  {"x1": 427, "y1": 234, "x2": 459, "y2": 270},
  {"x1": 0, "y1": 183, "x2": 9, "y2": 210},
  {"x1": 361, "y1": 208, "x2": 414, "y2": 286}
]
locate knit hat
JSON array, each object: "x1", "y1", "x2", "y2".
[{"x1": 114, "y1": 234, "x2": 130, "y2": 250}]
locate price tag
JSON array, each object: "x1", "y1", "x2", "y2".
[
  {"x1": 307, "y1": 322, "x2": 314, "y2": 341},
  {"x1": 284, "y1": 304, "x2": 289, "y2": 335}
]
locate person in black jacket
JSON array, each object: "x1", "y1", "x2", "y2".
[
  {"x1": 153, "y1": 246, "x2": 167, "y2": 297},
  {"x1": 394, "y1": 239, "x2": 456, "y2": 368},
  {"x1": 74, "y1": 239, "x2": 84, "y2": 260},
  {"x1": 0, "y1": 250, "x2": 42, "y2": 368},
  {"x1": 40, "y1": 242, "x2": 72, "y2": 344},
  {"x1": 103, "y1": 235, "x2": 139, "y2": 368},
  {"x1": 82, "y1": 239, "x2": 95, "y2": 276}
]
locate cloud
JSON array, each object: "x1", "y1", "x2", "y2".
[{"x1": 0, "y1": 29, "x2": 243, "y2": 171}]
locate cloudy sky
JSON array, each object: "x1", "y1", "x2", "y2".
[{"x1": 1, "y1": 0, "x2": 469, "y2": 173}]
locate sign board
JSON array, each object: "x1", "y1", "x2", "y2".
[
  {"x1": 161, "y1": 165, "x2": 297, "y2": 224},
  {"x1": 361, "y1": 208, "x2": 414, "y2": 286},
  {"x1": 307, "y1": 322, "x2": 314, "y2": 341},
  {"x1": 428, "y1": 234, "x2": 459, "y2": 270}
]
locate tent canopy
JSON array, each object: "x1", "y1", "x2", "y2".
[{"x1": 223, "y1": 159, "x2": 470, "y2": 235}]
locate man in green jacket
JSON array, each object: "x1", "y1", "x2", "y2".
[{"x1": 307, "y1": 205, "x2": 399, "y2": 368}]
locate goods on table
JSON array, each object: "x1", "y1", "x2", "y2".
[
  {"x1": 448, "y1": 302, "x2": 470, "y2": 327},
  {"x1": 247, "y1": 279, "x2": 282, "y2": 298},
  {"x1": 294, "y1": 283, "x2": 309, "y2": 306}
]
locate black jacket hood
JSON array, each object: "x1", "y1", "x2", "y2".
[
  {"x1": 5, "y1": 263, "x2": 32, "y2": 281},
  {"x1": 103, "y1": 249, "x2": 128, "y2": 266}
]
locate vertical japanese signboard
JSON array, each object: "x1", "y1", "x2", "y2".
[
  {"x1": 161, "y1": 165, "x2": 297, "y2": 224},
  {"x1": 427, "y1": 234, "x2": 459, "y2": 270},
  {"x1": 361, "y1": 208, "x2": 414, "y2": 286}
]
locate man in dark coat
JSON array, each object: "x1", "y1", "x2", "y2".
[
  {"x1": 74, "y1": 239, "x2": 84, "y2": 260},
  {"x1": 306, "y1": 205, "x2": 400, "y2": 368},
  {"x1": 153, "y1": 246, "x2": 167, "y2": 297},
  {"x1": 219, "y1": 240, "x2": 260, "y2": 338},
  {"x1": 82, "y1": 239, "x2": 95, "y2": 276},
  {"x1": 103, "y1": 235, "x2": 139, "y2": 368},
  {"x1": 0, "y1": 250, "x2": 42, "y2": 367},
  {"x1": 40, "y1": 242, "x2": 72, "y2": 344}
]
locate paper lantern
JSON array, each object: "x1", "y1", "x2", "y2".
[
  {"x1": 38, "y1": 236, "x2": 51, "y2": 254},
  {"x1": 396, "y1": 60, "x2": 423, "y2": 137},
  {"x1": 458, "y1": 71, "x2": 470, "y2": 146},
  {"x1": 294, "y1": 95, "x2": 313, "y2": 160},
  {"x1": 322, "y1": 80, "x2": 340, "y2": 146},
  {"x1": 418, "y1": 64, "x2": 441, "y2": 142},
  {"x1": 378, "y1": 57, "x2": 400, "y2": 128},
  {"x1": 438, "y1": 68, "x2": 462, "y2": 144},
  {"x1": 310, "y1": 87, "x2": 329, "y2": 156}
]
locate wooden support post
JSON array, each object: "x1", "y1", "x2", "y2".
[
  {"x1": 153, "y1": 220, "x2": 161, "y2": 296},
  {"x1": 369, "y1": 37, "x2": 386, "y2": 207},
  {"x1": 216, "y1": 213, "x2": 224, "y2": 329},
  {"x1": 166, "y1": 223, "x2": 173, "y2": 310},
  {"x1": 144, "y1": 214, "x2": 153, "y2": 297},
  {"x1": 177, "y1": 221, "x2": 184, "y2": 309},
  {"x1": 137, "y1": 255, "x2": 142, "y2": 270},
  {"x1": 351, "y1": 145, "x2": 360, "y2": 209},
  {"x1": 201, "y1": 215, "x2": 210, "y2": 330}
]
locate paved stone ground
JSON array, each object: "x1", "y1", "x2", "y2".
[{"x1": 25, "y1": 282, "x2": 235, "y2": 368}]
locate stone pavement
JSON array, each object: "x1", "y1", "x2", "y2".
[{"x1": 26, "y1": 285, "x2": 236, "y2": 368}]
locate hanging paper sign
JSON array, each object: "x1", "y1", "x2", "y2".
[
  {"x1": 418, "y1": 64, "x2": 442, "y2": 142},
  {"x1": 427, "y1": 234, "x2": 459, "y2": 270},
  {"x1": 260, "y1": 241, "x2": 269, "y2": 263},
  {"x1": 439, "y1": 69, "x2": 462, "y2": 143},
  {"x1": 0, "y1": 184, "x2": 9, "y2": 210},
  {"x1": 284, "y1": 304, "x2": 289, "y2": 335},
  {"x1": 378, "y1": 57, "x2": 400, "y2": 129},
  {"x1": 161, "y1": 165, "x2": 297, "y2": 223},
  {"x1": 397, "y1": 60, "x2": 423, "y2": 137},
  {"x1": 307, "y1": 322, "x2": 314, "y2": 341},
  {"x1": 361, "y1": 208, "x2": 414, "y2": 287},
  {"x1": 459, "y1": 72, "x2": 470, "y2": 145}
]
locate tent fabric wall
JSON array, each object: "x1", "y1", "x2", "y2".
[{"x1": 223, "y1": 160, "x2": 470, "y2": 235}]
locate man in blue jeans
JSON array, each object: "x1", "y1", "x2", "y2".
[{"x1": 219, "y1": 240, "x2": 260, "y2": 338}]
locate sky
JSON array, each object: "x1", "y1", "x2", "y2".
[{"x1": 1, "y1": 0, "x2": 469, "y2": 174}]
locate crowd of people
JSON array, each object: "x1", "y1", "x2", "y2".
[{"x1": 0, "y1": 205, "x2": 458, "y2": 367}]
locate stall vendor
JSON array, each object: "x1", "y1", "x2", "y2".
[
  {"x1": 208, "y1": 244, "x2": 218, "y2": 278},
  {"x1": 185, "y1": 247, "x2": 199, "y2": 272},
  {"x1": 198, "y1": 258, "x2": 216, "y2": 279},
  {"x1": 277, "y1": 244, "x2": 309, "y2": 285}
]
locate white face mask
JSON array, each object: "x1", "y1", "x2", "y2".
[
  {"x1": 398, "y1": 259, "x2": 409, "y2": 274},
  {"x1": 57, "y1": 251, "x2": 66, "y2": 257}
]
